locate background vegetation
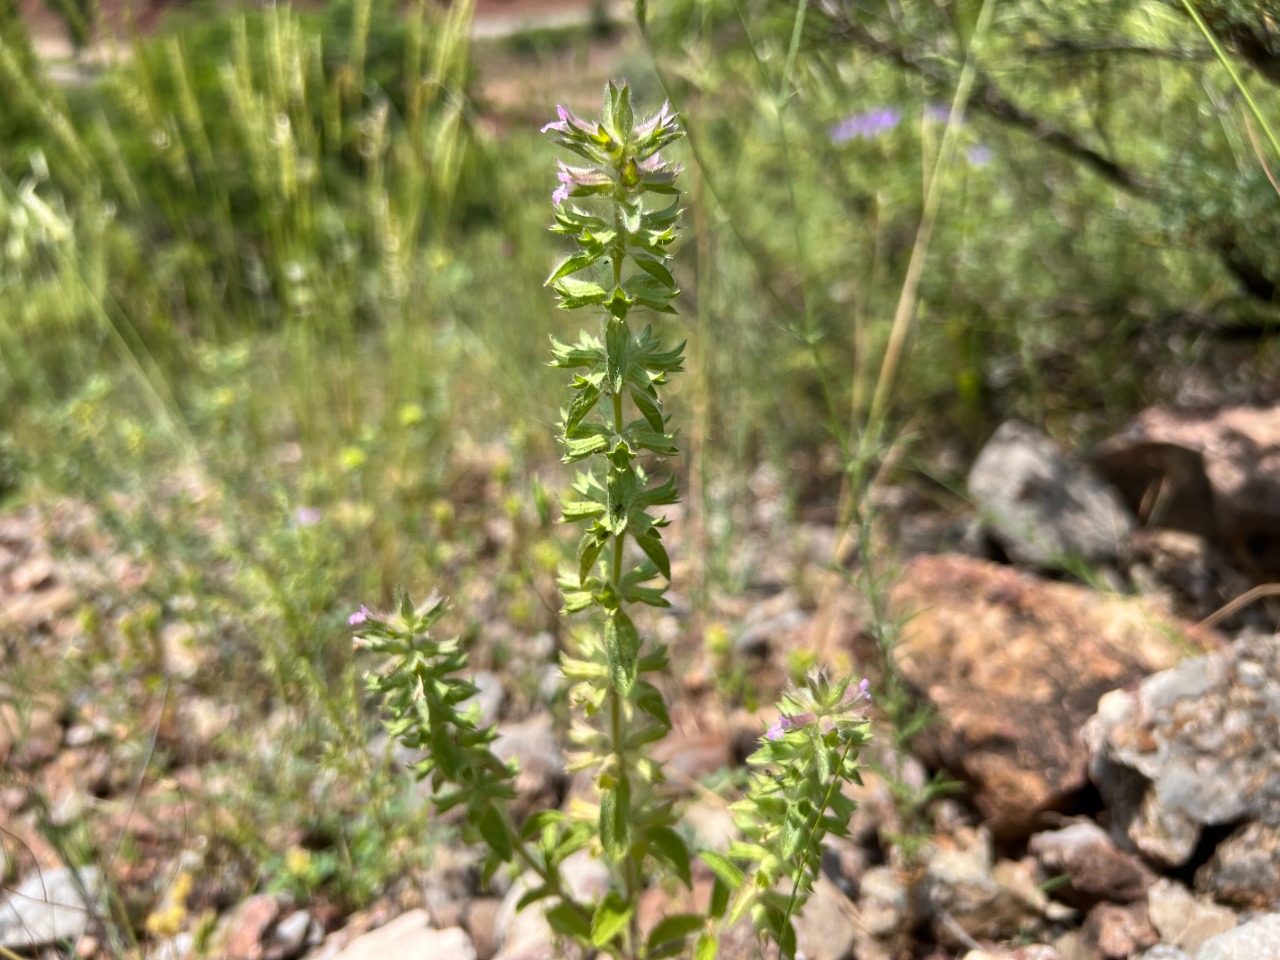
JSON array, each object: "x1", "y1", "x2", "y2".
[{"x1": 1, "y1": 0, "x2": 1277, "y2": 945}]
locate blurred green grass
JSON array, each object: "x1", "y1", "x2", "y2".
[{"x1": 1, "y1": 0, "x2": 1279, "y2": 938}]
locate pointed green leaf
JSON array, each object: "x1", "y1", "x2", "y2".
[
  {"x1": 590, "y1": 892, "x2": 633, "y2": 947},
  {"x1": 605, "y1": 609, "x2": 640, "y2": 695},
  {"x1": 577, "y1": 531, "x2": 606, "y2": 581},
  {"x1": 600, "y1": 775, "x2": 632, "y2": 860},
  {"x1": 546, "y1": 252, "x2": 601, "y2": 285},
  {"x1": 632, "y1": 252, "x2": 675, "y2": 289},
  {"x1": 699, "y1": 851, "x2": 744, "y2": 889},
  {"x1": 633, "y1": 528, "x2": 671, "y2": 579},
  {"x1": 545, "y1": 903, "x2": 592, "y2": 941},
  {"x1": 646, "y1": 824, "x2": 691, "y2": 887},
  {"x1": 477, "y1": 803, "x2": 512, "y2": 861},
  {"x1": 648, "y1": 914, "x2": 705, "y2": 952},
  {"x1": 693, "y1": 932, "x2": 719, "y2": 960},
  {"x1": 633, "y1": 680, "x2": 672, "y2": 730}
]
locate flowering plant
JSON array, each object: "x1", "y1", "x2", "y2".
[{"x1": 353, "y1": 82, "x2": 870, "y2": 960}]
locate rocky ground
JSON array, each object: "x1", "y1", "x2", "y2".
[{"x1": 3, "y1": 402, "x2": 1280, "y2": 960}]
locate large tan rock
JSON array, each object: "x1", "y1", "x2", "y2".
[{"x1": 890, "y1": 555, "x2": 1207, "y2": 825}]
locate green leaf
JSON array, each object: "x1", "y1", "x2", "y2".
[
  {"x1": 590, "y1": 892, "x2": 633, "y2": 948},
  {"x1": 519, "y1": 809, "x2": 566, "y2": 840},
  {"x1": 632, "y1": 252, "x2": 675, "y2": 289},
  {"x1": 553, "y1": 276, "x2": 609, "y2": 306},
  {"x1": 699, "y1": 851, "x2": 744, "y2": 889},
  {"x1": 477, "y1": 803, "x2": 512, "y2": 861},
  {"x1": 646, "y1": 824, "x2": 691, "y2": 887},
  {"x1": 605, "y1": 317, "x2": 630, "y2": 395},
  {"x1": 600, "y1": 775, "x2": 632, "y2": 860},
  {"x1": 633, "y1": 528, "x2": 671, "y2": 579},
  {"x1": 633, "y1": 680, "x2": 672, "y2": 730},
  {"x1": 648, "y1": 914, "x2": 705, "y2": 952},
  {"x1": 565, "y1": 382, "x2": 601, "y2": 433},
  {"x1": 545, "y1": 903, "x2": 592, "y2": 942},
  {"x1": 515, "y1": 884, "x2": 552, "y2": 911},
  {"x1": 693, "y1": 931, "x2": 719, "y2": 960},
  {"x1": 546, "y1": 251, "x2": 601, "y2": 284},
  {"x1": 629, "y1": 386, "x2": 665, "y2": 433},
  {"x1": 577, "y1": 531, "x2": 606, "y2": 581},
  {"x1": 605, "y1": 609, "x2": 640, "y2": 695}
]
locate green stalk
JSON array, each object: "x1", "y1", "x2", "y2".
[{"x1": 1177, "y1": 0, "x2": 1280, "y2": 162}]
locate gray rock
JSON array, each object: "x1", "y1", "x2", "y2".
[
  {"x1": 920, "y1": 828, "x2": 1043, "y2": 945},
  {"x1": 1083, "y1": 633, "x2": 1280, "y2": 866},
  {"x1": 856, "y1": 866, "x2": 908, "y2": 939},
  {"x1": 1137, "y1": 948, "x2": 1192, "y2": 960},
  {"x1": 1195, "y1": 913, "x2": 1280, "y2": 960},
  {"x1": 274, "y1": 910, "x2": 314, "y2": 957},
  {"x1": 968, "y1": 420, "x2": 1133, "y2": 567},
  {"x1": 1029, "y1": 819, "x2": 1158, "y2": 905},
  {"x1": 0, "y1": 866, "x2": 104, "y2": 949},
  {"x1": 491, "y1": 716, "x2": 566, "y2": 815},
  {"x1": 493, "y1": 853, "x2": 604, "y2": 960},
  {"x1": 1146, "y1": 880, "x2": 1236, "y2": 955},
  {"x1": 331, "y1": 911, "x2": 475, "y2": 960},
  {"x1": 463, "y1": 671, "x2": 506, "y2": 730},
  {"x1": 1195, "y1": 821, "x2": 1280, "y2": 909},
  {"x1": 1093, "y1": 403, "x2": 1280, "y2": 556},
  {"x1": 793, "y1": 876, "x2": 856, "y2": 960},
  {"x1": 1084, "y1": 901, "x2": 1158, "y2": 958}
]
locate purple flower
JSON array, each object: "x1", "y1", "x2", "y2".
[
  {"x1": 966, "y1": 144, "x2": 992, "y2": 167},
  {"x1": 293, "y1": 506, "x2": 321, "y2": 527},
  {"x1": 765, "y1": 717, "x2": 790, "y2": 741},
  {"x1": 635, "y1": 100, "x2": 679, "y2": 139},
  {"x1": 540, "y1": 104, "x2": 595, "y2": 137},
  {"x1": 925, "y1": 101, "x2": 954, "y2": 124},
  {"x1": 552, "y1": 160, "x2": 612, "y2": 206},
  {"x1": 830, "y1": 108, "x2": 901, "y2": 145},
  {"x1": 348, "y1": 604, "x2": 372, "y2": 626}
]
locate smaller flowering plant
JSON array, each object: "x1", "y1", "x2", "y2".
[{"x1": 702, "y1": 672, "x2": 872, "y2": 957}]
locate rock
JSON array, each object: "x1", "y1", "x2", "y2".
[
  {"x1": 0, "y1": 867, "x2": 104, "y2": 950},
  {"x1": 463, "y1": 671, "x2": 506, "y2": 730},
  {"x1": 793, "y1": 875, "x2": 856, "y2": 960},
  {"x1": 1083, "y1": 901, "x2": 1158, "y2": 958},
  {"x1": 331, "y1": 912, "x2": 475, "y2": 960},
  {"x1": 493, "y1": 853, "x2": 604, "y2": 960},
  {"x1": 491, "y1": 716, "x2": 566, "y2": 816},
  {"x1": 1082, "y1": 633, "x2": 1280, "y2": 866},
  {"x1": 890, "y1": 555, "x2": 1196, "y2": 824},
  {"x1": 856, "y1": 866, "x2": 908, "y2": 939},
  {"x1": 1195, "y1": 913, "x2": 1280, "y2": 960},
  {"x1": 920, "y1": 828, "x2": 1043, "y2": 946},
  {"x1": 1146, "y1": 880, "x2": 1236, "y2": 955},
  {"x1": 681, "y1": 798, "x2": 737, "y2": 854},
  {"x1": 962, "y1": 949, "x2": 1061, "y2": 960},
  {"x1": 651, "y1": 730, "x2": 733, "y2": 783},
  {"x1": 968, "y1": 420, "x2": 1134, "y2": 567},
  {"x1": 1029, "y1": 820, "x2": 1158, "y2": 906},
  {"x1": 1093, "y1": 403, "x2": 1280, "y2": 571},
  {"x1": 1195, "y1": 821, "x2": 1280, "y2": 909},
  {"x1": 272, "y1": 910, "x2": 314, "y2": 959},
  {"x1": 463, "y1": 898, "x2": 502, "y2": 960},
  {"x1": 1136, "y1": 948, "x2": 1192, "y2": 960},
  {"x1": 223, "y1": 893, "x2": 281, "y2": 960}
]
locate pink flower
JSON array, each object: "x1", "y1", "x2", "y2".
[
  {"x1": 348, "y1": 604, "x2": 372, "y2": 626},
  {"x1": 541, "y1": 104, "x2": 596, "y2": 137},
  {"x1": 552, "y1": 161, "x2": 611, "y2": 206}
]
